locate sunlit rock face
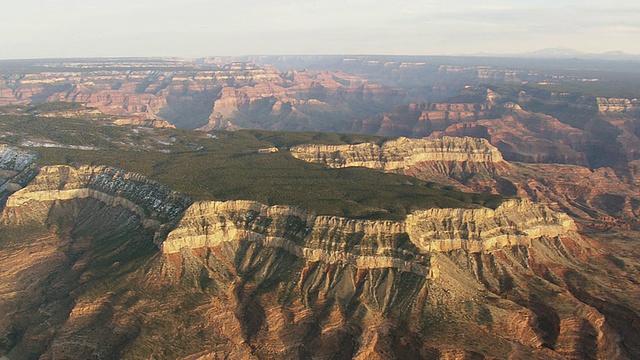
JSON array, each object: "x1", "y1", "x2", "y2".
[
  {"x1": 158, "y1": 196, "x2": 633, "y2": 359},
  {"x1": 291, "y1": 136, "x2": 508, "y2": 183},
  {"x1": 2, "y1": 165, "x2": 193, "y2": 242},
  {"x1": 290, "y1": 136, "x2": 511, "y2": 194},
  {"x1": 0, "y1": 144, "x2": 39, "y2": 203},
  {"x1": 163, "y1": 198, "x2": 575, "y2": 257},
  {"x1": 0, "y1": 162, "x2": 637, "y2": 359},
  {"x1": 597, "y1": 97, "x2": 639, "y2": 113}
]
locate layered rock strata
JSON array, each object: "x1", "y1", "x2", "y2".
[
  {"x1": 290, "y1": 136, "x2": 509, "y2": 187},
  {"x1": 290, "y1": 135, "x2": 640, "y2": 221},
  {"x1": 0, "y1": 61, "x2": 404, "y2": 131},
  {"x1": 163, "y1": 198, "x2": 575, "y2": 260},
  {"x1": 0, "y1": 145, "x2": 39, "y2": 204},
  {"x1": 2, "y1": 162, "x2": 637, "y2": 359},
  {"x1": 597, "y1": 97, "x2": 639, "y2": 113},
  {"x1": 3, "y1": 165, "x2": 192, "y2": 233}
]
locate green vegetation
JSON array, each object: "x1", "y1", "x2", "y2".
[
  {"x1": 0, "y1": 105, "x2": 508, "y2": 220},
  {"x1": 27, "y1": 102, "x2": 86, "y2": 112}
]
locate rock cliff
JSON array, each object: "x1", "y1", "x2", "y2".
[
  {"x1": 1, "y1": 160, "x2": 637, "y2": 359},
  {"x1": 163, "y1": 198, "x2": 575, "y2": 260},
  {"x1": 199, "y1": 70, "x2": 405, "y2": 132},
  {"x1": 290, "y1": 135, "x2": 640, "y2": 223},
  {"x1": 0, "y1": 60, "x2": 404, "y2": 131},
  {"x1": 290, "y1": 136, "x2": 509, "y2": 188},
  {"x1": 351, "y1": 100, "x2": 490, "y2": 137},
  {"x1": 406, "y1": 199, "x2": 576, "y2": 252},
  {"x1": 597, "y1": 97, "x2": 639, "y2": 113},
  {"x1": 0, "y1": 145, "x2": 39, "y2": 204},
  {"x1": 3, "y1": 165, "x2": 192, "y2": 236},
  {"x1": 159, "y1": 198, "x2": 633, "y2": 359}
]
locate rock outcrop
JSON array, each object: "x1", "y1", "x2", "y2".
[
  {"x1": 0, "y1": 145, "x2": 39, "y2": 204},
  {"x1": 159, "y1": 197, "x2": 633, "y2": 359},
  {"x1": 291, "y1": 135, "x2": 640, "y2": 222},
  {"x1": 3, "y1": 165, "x2": 192, "y2": 235},
  {"x1": 406, "y1": 199, "x2": 576, "y2": 252},
  {"x1": 291, "y1": 136, "x2": 509, "y2": 189},
  {"x1": 0, "y1": 60, "x2": 404, "y2": 131},
  {"x1": 597, "y1": 97, "x2": 639, "y2": 113},
  {"x1": 1, "y1": 161, "x2": 637, "y2": 359},
  {"x1": 351, "y1": 100, "x2": 490, "y2": 137},
  {"x1": 199, "y1": 70, "x2": 405, "y2": 132},
  {"x1": 163, "y1": 198, "x2": 575, "y2": 266}
]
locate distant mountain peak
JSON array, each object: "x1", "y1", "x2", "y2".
[{"x1": 518, "y1": 48, "x2": 640, "y2": 61}]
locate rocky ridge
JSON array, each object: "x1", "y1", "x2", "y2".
[
  {"x1": 291, "y1": 136, "x2": 509, "y2": 187},
  {"x1": 290, "y1": 136, "x2": 640, "y2": 222},
  {"x1": 597, "y1": 97, "x2": 639, "y2": 113},
  {"x1": 0, "y1": 145, "x2": 39, "y2": 204},
  {"x1": 0, "y1": 149, "x2": 637, "y2": 359},
  {"x1": 3, "y1": 165, "x2": 192, "y2": 235},
  {"x1": 162, "y1": 198, "x2": 575, "y2": 273}
]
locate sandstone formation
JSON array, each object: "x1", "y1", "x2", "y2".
[
  {"x1": 142, "y1": 197, "x2": 635, "y2": 359},
  {"x1": 487, "y1": 90, "x2": 640, "y2": 167},
  {"x1": 291, "y1": 135, "x2": 640, "y2": 224},
  {"x1": 356, "y1": 97, "x2": 599, "y2": 166},
  {"x1": 0, "y1": 60, "x2": 404, "y2": 131},
  {"x1": 200, "y1": 70, "x2": 405, "y2": 132},
  {"x1": 162, "y1": 198, "x2": 574, "y2": 266},
  {"x1": 351, "y1": 100, "x2": 490, "y2": 137},
  {"x1": 597, "y1": 97, "x2": 639, "y2": 113},
  {"x1": 3, "y1": 165, "x2": 192, "y2": 238},
  {"x1": 406, "y1": 199, "x2": 576, "y2": 252},
  {"x1": 342, "y1": 87, "x2": 640, "y2": 168},
  {"x1": 1, "y1": 162, "x2": 637, "y2": 359},
  {"x1": 291, "y1": 136, "x2": 509, "y2": 190},
  {"x1": 0, "y1": 145, "x2": 39, "y2": 204}
]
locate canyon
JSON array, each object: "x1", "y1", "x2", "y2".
[
  {"x1": 0, "y1": 56, "x2": 639, "y2": 359},
  {"x1": 0, "y1": 61, "x2": 403, "y2": 132},
  {"x1": 0, "y1": 136, "x2": 638, "y2": 358},
  {"x1": 3, "y1": 57, "x2": 639, "y2": 171}
]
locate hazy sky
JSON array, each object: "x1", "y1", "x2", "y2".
[{"x1": 1, "y1": 0, "x2": 639, "y2": 59}]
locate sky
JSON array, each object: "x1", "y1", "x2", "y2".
[{"x1": 1, "y1": 0, "x2": 639, "y2": 59}]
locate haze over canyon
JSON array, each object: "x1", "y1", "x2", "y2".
[{"x1": 0, "y1": 55, "x2": 639, "y2": 359}]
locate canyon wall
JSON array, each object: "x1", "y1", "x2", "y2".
[
  {"x1": 0, "y1": 162, "x2": 635, "y2": 359},
  {"x1": 2, "y1": 165, "x2": 192, "y2": 237},
  {"x1": 597, "y1": 97, "x2": 639, "y2": 113},
  {"x1": 291, "y1": 136, "x2": 509, "y2": 189},
  {"x1": 0, "y1": 62, "x2": 404, "y2": 131},
  {"x1": 163, "y1": 198, "x2": 576, "y2": 268},
  {"x1": 0, "y1": 145, "x2": 39, "y2": 204}
]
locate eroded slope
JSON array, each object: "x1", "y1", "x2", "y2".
[{"x1": 0, "y1": 161, "x2": 637, "y2": 359}]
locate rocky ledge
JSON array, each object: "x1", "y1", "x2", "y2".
[
  {"x1": 1, "y1": 160, "x2": 576, "y2": 266},
  {"x1": 0, "y1": 145, "x2": 39, "y2": 204},
  {"x1": 290, "y1": 136, "x2": 509, "y2": 182},
  {"x1": 162, "y1": 198, "x2": 576, "y2": 273},
  {"x1": 3, "y1": 165, "x2": 192, "y2": 232},
  {"x1": 597, "y1": 97, "x2": 639, "y2": 113}
]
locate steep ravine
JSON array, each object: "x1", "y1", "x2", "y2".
[{"x1": 0, "y1": 162, "x2": 637, "y2": 359}]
